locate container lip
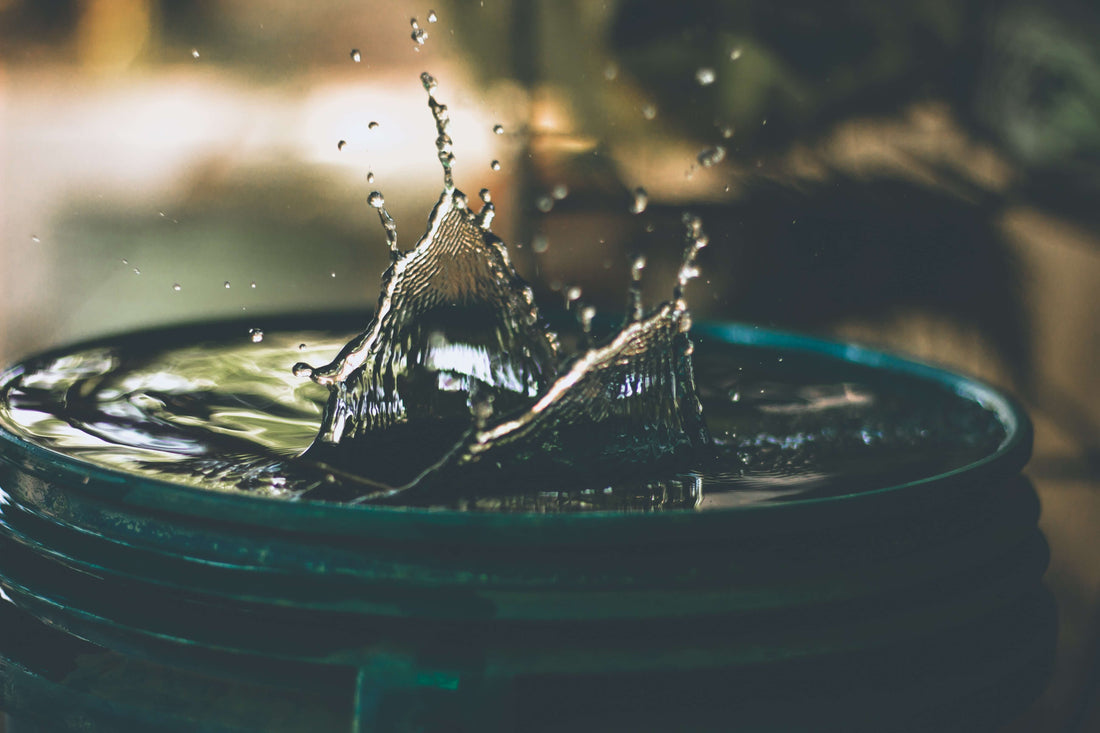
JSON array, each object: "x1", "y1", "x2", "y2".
[{"x1": 0, "y1": 316, "x2": 1032, "y2": 544}]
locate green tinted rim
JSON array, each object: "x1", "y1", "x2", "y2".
[{"x1": 0, "y1": 315, "x2": 1032, "y2": 543}]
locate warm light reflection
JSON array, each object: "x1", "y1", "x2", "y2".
[{"x1": 300, "y1": 76, "x2": 495, "y2": 182}]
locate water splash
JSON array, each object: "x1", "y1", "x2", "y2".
[
  {"x1": 386, "y1": 214, "x2": 711, "y2": 502},
  {"x1": 295, "y1": 73, "x2": 710, "y2": 500}
]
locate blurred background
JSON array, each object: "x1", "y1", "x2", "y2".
[{"x1": 0, "y1": 0, "x2": 1098, "y2": 729}]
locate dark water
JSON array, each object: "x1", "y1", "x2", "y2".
[{"x1": 0, "y1": 324, "x2": 1006, "y2": 512}]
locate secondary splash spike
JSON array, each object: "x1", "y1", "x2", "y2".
[{"x1": 297, "y1": 72, "x2": 710, "y2": 498}]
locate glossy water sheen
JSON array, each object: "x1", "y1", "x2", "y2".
[{"x1": 0, "y1": 324, "x2": 1006, "y2": 512}]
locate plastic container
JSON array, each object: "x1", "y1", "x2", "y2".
[{"x1": 0, "y1": 318, "x2": 1054, "y2": 732}]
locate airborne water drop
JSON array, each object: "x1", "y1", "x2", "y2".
[{"x1": 697, "y1": 146, "x2": 726, "y2": 168}]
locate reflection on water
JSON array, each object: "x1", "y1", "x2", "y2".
[{"x1": 1, "y1": 325, "x2": 1006, "y2": 511}]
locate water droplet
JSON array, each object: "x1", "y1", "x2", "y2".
[
  {"x1": 535, "y1": 195, "x2": 554, "y2": 213},
  {"x1": 30, "y1": 234, "x2": 40, "y2": 243},
  {"x1": 551, "y1": 184, "x2": 568, "y2": 200},
  {"x1": 337, "y1": 140, "x2": 347, "y2": 151},
  {"x1": 368, "y1": 191, "x2": 385, "y2": 208},
  {"x1": 367, "y1": 171, "x2": 376, "y2": 183},
  {"x1": 762, "y1": 118, "x2": 768, "y2": 126},
  {"x1": 531, "y1": 235, "x2": 549, "y2": 253},
  {"x1": 292, "y1": 362, "x2": 313, "y2": 377},
  {"x1": 330, "y1": 272, "x2": 337, "y2": 278},
  {"x1": 603, "y1": 63, "x2": 619, "y2": 81},
  {"x1": 224, "y1": 281, "x2": 231, "y2": 289},
  {"x1": 121, "y1": 258, "x2": 128, "y2": 265},
  {"x1": 697, "y1": 145, "x2": 726, "y2": 168},
  {"x1": 579, "y1": 305, "x2": 596, "y2": 332},
  {"x1": 368, "y1": 120, "x2": 379, "y2": 130},
  {"x1": 133, "y1": 268, "x2": 141, "y2": 275},
  {"x1": 249, "y1": 328, "x2": 264, "y2": 343},
  {"x1": 410, "y1": 18, "x2": 428, "y2": 45},
  {"x1": 350, "y1": 49, "x2": 361, "y2": 63},
  {"x1": 626, "y1": 255, "x2": 647, "y2": 322},
  {"x1": 298, "y1": 343, "x2": 307, "y2": 351},
  {"x1": 250, "y1": 281, "x2": 257, "y2": 289},
  {"x1": 730, "y1": 390, "x2": 741, "y2": 402},
  {"x1": 565, "y1": 285, "x2": 582, "y2": 303},
  {"x1": 492, "y1": 124, "x2": 504, "y2": 135},
  {"x1": 720, "y1": 125, "x2": 735, "y2": 139},
  {"x1": 629, "y1": 187, "x2": 648, "y2": 214},
  {"x1": 729, "y1": 47, "x2": 742, "y2": 61},
  {"x1": 479, "y1": 188, "x2": 492, "y2": 203},
  {"x1": 642, "y1": 104, "x2": 657, "y2": 120},
  {"x1": 695, "y1": 67, "x2": 716, "y2": 86},
  {"x1": 490, "y1": 159, "x2": 501, "y2": 171},
  {"x1": 172, "y1": 283, "x2": 182, "y2": 292},
  {"x1": 427, "y1": 10, "x2": 438, "y2": 23},
  {"x1": 420, "y1": 72, "x2": 438, "y2": 92},
  {"x1": 191, "y1": 48, "x2": 200, "y2": 60}
]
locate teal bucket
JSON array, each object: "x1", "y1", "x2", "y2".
[{"x1": 0, "y1": 317, "x2": 1054, "y2": 732}]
